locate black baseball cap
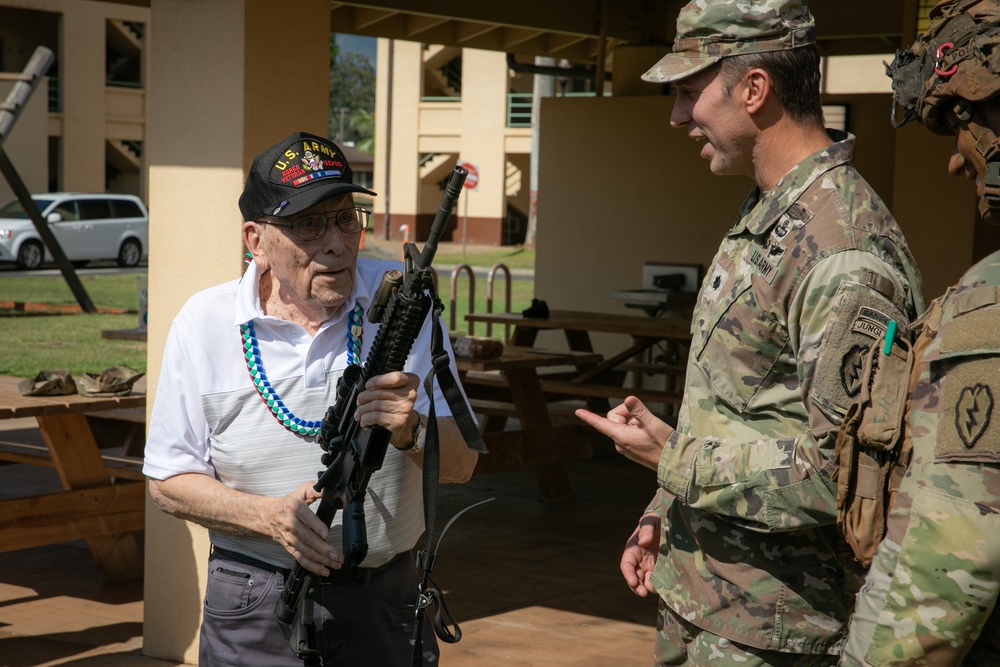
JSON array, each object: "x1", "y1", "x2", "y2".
[{"x1": 238, "y1": 131, "x2": 376, "y2": 221}]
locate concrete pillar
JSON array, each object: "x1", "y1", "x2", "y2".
[
  {"x1": 143, "y1": 0, "x2": 329, "y2": 662},
  {"x1": 60, "y1": 1, "x2": 105, "y2": 193},
  {"x1": 376, "y1": 38, "x2": 421, "y2": 240},
  {"x1": 458, "y1": 48, "x2": 507, "y2": 245}
]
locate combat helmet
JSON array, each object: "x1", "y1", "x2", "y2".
[{"x1": 886, "y1": 0, "x2": 1000, "y2": 218}]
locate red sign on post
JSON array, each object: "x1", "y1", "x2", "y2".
[{"x1": 458, "y1": 161, "x2": 479, "y2": 189}]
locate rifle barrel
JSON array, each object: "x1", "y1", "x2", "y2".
[{"x1": 418, "y1": 166, "x2": 467, "y2": 268}]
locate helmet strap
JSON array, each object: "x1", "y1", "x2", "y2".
[{"x1": 953, "y1": 100, "x2": 1000, "y2": 223}]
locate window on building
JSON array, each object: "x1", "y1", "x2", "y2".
[{"x1": 106, "y1": 19, "x2": 143, "y2": 87}]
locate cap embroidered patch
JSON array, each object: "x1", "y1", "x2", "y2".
[
  {"x1": 271, "y1": 140, "x2": 346, "y2": 188},
  {"x1": 238, "y1": 131, "x2": 376, "y2": 222}
]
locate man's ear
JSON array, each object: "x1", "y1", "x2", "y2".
[
  {"x1": 243, "y1": 221, "x2": 268, "y2": 269},
  {"x1": 744, "y1": 68, "x2": 771, "y2": 114}
]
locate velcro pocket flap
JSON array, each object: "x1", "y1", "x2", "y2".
[{"x1": 856, "y1": 339, "x2": 912, "y2": 451}]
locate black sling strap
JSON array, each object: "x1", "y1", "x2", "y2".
[{"x1": 411, "y1": 295, "x2": 488, "y2": 665}]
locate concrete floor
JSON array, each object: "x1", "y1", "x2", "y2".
[{"x1": 0, "y1": 418, "x2": 660, "y2": 666}]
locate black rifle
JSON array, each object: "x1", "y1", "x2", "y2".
[{"x1": 274, "y1": 166, "x2": 468, "y2": 664}]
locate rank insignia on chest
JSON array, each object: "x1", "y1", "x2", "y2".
[{"x1": 703, "y1": 264, "x2": 729, "y2": 303}]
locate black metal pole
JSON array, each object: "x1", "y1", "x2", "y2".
[
  {"x1": 0, "y1": 45, "x2": 95, "y2": 312},
  {"x1": 0, "y1": 149, "x2": 96, "y2": 312}
]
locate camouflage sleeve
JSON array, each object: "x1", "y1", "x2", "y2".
[
  {"x1": 840, "y1": 475, "x2": 1000, "y2": 666},
  {"x1": 656, "y1": 251, "x2": 916, "y2": 531},
  {"x1": 842, "y1": 283, "x2": 1000, "y2": 665}
]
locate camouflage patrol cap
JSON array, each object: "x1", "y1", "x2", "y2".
[
  {"x1": 887, "y1": 0, "x2": 1000, "y2": 134},
  {"x1": 641, "y1": 0, "x2": 816, "y2": 84},
  {"x1": 77, "y1": 365, "x2": 144, "y2": 397}
]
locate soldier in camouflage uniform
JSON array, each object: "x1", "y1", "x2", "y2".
[
  {"x1": 576, "y1": 1, "x2": 925, "y2": 665},
  {"x1": 840, "y1": 2, "x2": 1000, "y2": 665}
]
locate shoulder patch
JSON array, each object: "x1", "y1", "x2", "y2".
[
  {"x1": 852, "y1": 305, "x2": 892, "y2": 341},
  {"x1": 840, "y1": 343, "x2": 872, "y2": 398},
  {"x1": 814, "y1": 284, "x2": 907, "y2": 415},
  {"x1": 937, "y1": 364, "x2": 1000, "y2": 461},
  {"x1": 935, "y1": 303, "x2": 1000, "y2": 463},
  {"x1": 956, "y1": 384, "x2": 993, "y2": 449}
]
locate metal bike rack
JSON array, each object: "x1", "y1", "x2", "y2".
[
  {"x1": 449, "y1": 263, "x2": 476, "y2": 333},
  {"x1": 486, "y1": 263, "x2": 512, "y2": 342}
]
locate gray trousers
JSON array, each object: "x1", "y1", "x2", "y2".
[{"x1": 198, "y1": 547, "x2": 439, "y2": 666}]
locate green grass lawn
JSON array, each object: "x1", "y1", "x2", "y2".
[
  {"x1": 0, "y1": 269, "x2": 533, "y2": 378},
  {"x1": 438, "y1": 275, "x2": 533, "y2": 337},
  {"x1": 0, "y1": 274, "x2": 146, "y2": 377},
  {"x1": 434, "y1": 246, "x2": 535, "y2": 271}
]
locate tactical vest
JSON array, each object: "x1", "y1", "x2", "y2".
[{"x1": 833, "y1": 298, "x2": 943, "y2": 567}]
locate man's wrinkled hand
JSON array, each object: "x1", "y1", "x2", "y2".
[
  {"x1": 263, "y1": 480, "x2": 342, "y2": 576},
  {"x1": 355, "y1": 371, "x2": 420, "y2": 447}
]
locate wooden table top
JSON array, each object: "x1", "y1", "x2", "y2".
[
  {"x1": 466, "y1": 309, "x2": 693, "y2": 340},
  {"x1": 455, "y1": 345, "x2": 602, "y2": 373},
  {"x1": 0, "y1": 375, "x2": 146, "y2": 420}
]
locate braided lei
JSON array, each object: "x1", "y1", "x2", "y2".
[{"x1": 240, "y1": 301, "x2": 364, "y2": 437}]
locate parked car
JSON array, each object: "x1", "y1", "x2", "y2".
[{"x1": 0, "y1": 193, "x2": 149, "y2": 270}]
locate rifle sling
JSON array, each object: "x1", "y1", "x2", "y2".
[{"x1": 411, "y1": 296, "x2": 487, "y2": 665}]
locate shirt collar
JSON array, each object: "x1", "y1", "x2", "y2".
[
  {"x1": 731, "y1": 129, "x2": 855, "y2": 237},
  {"x1": 232, "y1": 260, "x2": 374, "y2": 329}
]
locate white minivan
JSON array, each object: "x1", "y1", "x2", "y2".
[{"x1": 0, "y1": 193, "x2": 149, "y2": 270}]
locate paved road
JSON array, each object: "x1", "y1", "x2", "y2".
[{"x1": 0, "y1": 261, "x2": 147, "y2": 279}]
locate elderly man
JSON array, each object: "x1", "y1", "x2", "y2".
[
  {"x1": 576, "y1": 1, "x2": 924, "y2": 665},
  {"x1": 143, "y1": 131, "x2": 478, "y2": 666}
]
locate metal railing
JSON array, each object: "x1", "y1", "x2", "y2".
[
  {"x1": 419, "y1": 92, "x2": 598, "y2": 128},
  {"x1": 48, "y1": 76, "x2": 60, "y2": 113},
  {"x1": 449, "y1": 264, "x2": 476, "y2": 334},
  {"x1": 506, "y1": 91, "x2": 595, "y2": 128},
  {"x1": 486, "y1": 263, "x2": 512, "y2": 342}
]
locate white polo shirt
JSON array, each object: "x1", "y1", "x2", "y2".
[{"x1": 143, "y1": 258, "x2": 461, "y2": 568}]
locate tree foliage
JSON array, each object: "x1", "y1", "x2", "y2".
[{"x1": 329, "y1": 49, "x2": 376, "y2": 152}]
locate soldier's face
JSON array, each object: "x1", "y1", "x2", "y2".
[
  {"x1": 948, "y1": 101, "x2": 1000, "y2": 223},
  {"x1": 670, "y1": 66, "x2": 754, "y2": 178}
]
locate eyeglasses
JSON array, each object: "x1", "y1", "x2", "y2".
[{"x1": 257, "y1": 207, "x2": 370, "y2": 242}]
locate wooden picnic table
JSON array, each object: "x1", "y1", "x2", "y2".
[
  {"x1": 465, "y1": 309, "x2": 693, "y2": 408},
  {"x1": 456, "y1": 346, "x2": 605, "y2": 503},
  {"x1": 0, "y1": 375, "x2": 145, "y2": 582}
]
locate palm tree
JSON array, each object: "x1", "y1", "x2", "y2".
[{"x1": 351, "y1": 108, "x2": 375, "y2": 154}]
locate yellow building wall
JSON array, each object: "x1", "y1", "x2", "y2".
[
  {"x1": 374, "y1": 39, "x2": 535, "y2": 245},
  {"x1": 535, "y1": 95, "x2": 746, "y2": 355},
  {"x1": 535, "y1": 93, "x2": 979, "y2": 358},
  {"x1": 891, "y1": 123, "x2": 978, "y2": 299},
  {"x1": 0, "y1": 0, "x2": 150, "y2": 199}
]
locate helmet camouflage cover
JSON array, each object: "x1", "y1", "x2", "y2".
[{"x1": 887, "y1": 0, "x2": 1000, "y2": 134}]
